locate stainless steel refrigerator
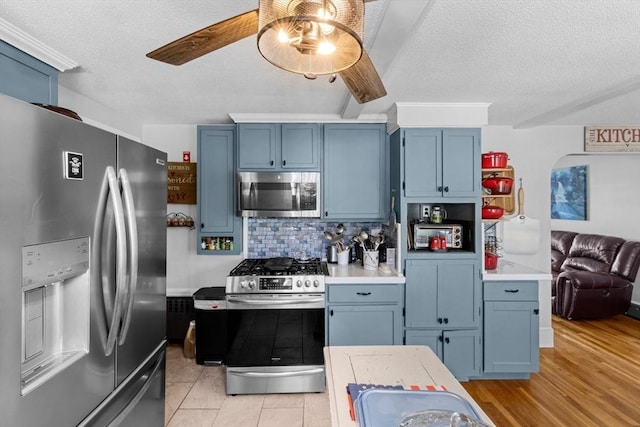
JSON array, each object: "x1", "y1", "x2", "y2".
[{"x1": 0, "y1": 93, "x2": 168, "y2": 426}]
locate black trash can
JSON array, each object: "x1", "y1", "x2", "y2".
[{"x1": 193, "y1": 287, "x2": 227, "y2": 366}]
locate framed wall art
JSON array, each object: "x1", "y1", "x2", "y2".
[{"x1": 550, "y1": 165, "x2": 587, "y2": 220}]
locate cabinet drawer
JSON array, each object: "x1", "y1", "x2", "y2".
[
  {"x1": 484, "y1": 281, "x2": 538, "y2": 301},
  {"x1": 328, "y1": 284, "x2": 402, "y2": 304}
]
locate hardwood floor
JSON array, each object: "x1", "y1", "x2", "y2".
[{"x1": 463, "y1": 314, "x2": 640, "y2": 427}]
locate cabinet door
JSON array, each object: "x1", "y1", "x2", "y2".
[
  {"x1": 0, "y1": 41, "x2": 58, "y2": 104},
  {"x1": 484, "y1": 300, "x2": 539, "y2": 373},
  {"x1": 405, "y1": 260, "x2": 479, "y2": 329},
  {"x1": 199, "y1": 128, "x2": 235, "y2": 232},
  {"x1": 442, "y1": 329, "x2": 481, "y2": 380},
  {"x1": 327, "y1": 305, "x2": 400, "y2": 346},
  {"x1": 405, "y1": 260, "x2": 439, "y2": 327},
  {"x1": 437, "y1": 261, "x2": 480, "y2": 328},
  {"x1": 404, "y1": 129, "x2": 442, "y2": 197},
  {"x1": 237, "y1": 124, "x2": 279, "y2": 169},
  {"x1": 405, "y1": 329, "x2": 442, "y2": 358},
  {"x1": 323, "y1": 124, "x2": 387, "y2": 220},
  {"x1": 405, "y1": 329, "x2": 480, "y2": 380},
  {"x1": 441, "y1": 129, "x2": 481, "y2": 197},
  {"x1": 281, "y1": 124, "x2": 320, "y2": 169}
]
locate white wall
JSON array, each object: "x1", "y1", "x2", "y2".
[
  {"x1": 142, "y1": 125, "x2": 243, "y2": 296},
  {"x1": 482, "y1": 125, "x2": 640, "y2": 347}
]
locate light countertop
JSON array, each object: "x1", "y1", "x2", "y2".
[
  {"x1": 325, "y1": 262, "x2": 406, "y2": 284},
  {"x1": 483, "y1": 259, "x2": 551, "y2": 281},
  {"x1": 324, "y1": 345, "x2": 493, "y2": 427}
]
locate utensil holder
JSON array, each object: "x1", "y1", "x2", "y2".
[
  {"x1": 337, "y1": 250, "x2": 350, "y2": 265},
  {"x1": 363, "y1": 250, "x2": 379, "y2": 270}
]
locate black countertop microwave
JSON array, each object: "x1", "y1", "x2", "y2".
[{"x1": 237, "y1": 171, "x2": 321, "y2": 218}]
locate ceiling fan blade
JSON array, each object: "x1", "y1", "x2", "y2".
[
  {"x1": 339, "y1": 50, "x2": 387, "y2": 104},
  {"x1": 146, "y1": 9, "x2": 259, "y2": 65}
]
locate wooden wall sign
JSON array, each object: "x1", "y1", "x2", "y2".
[
  {"x1": 167, "y1": 162, "x2": 197, "y2": 204},
  {"x1": 585, "y1": 126, "x2": 640, "y2": 152}
]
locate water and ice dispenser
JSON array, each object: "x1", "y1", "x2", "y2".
[{"x1": 21, "y1": 237, "x2": 90, "y2": 395}]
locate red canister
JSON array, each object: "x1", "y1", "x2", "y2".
[
  {"x1": 430, "y1": 236, "x2": 440, "y2": 250},
  {"x1": 439, "y1": 236, "x2": 447, "y2": 249}
]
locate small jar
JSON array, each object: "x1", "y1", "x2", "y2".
[{"x1": 439, "y1": 236, "x2": 447, "y2": 250}]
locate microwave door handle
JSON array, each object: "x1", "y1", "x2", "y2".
[{"x1": 294, "y1": 183, "x2": 300, "y2": 211}]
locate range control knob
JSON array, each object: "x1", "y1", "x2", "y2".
[
  {"x1": 247, "y1": 280, "x2": 256, "y2": 290},
  {"x1": 313, "y1": 279, "x2": 320, "y2": 288},
  {"x1": 240, "y1": 279, "x2": 248, "y2": 289},
  {"x1": 296, "y1": 280, "x2": 303, "y2": 288},
  {"x1": 304, "y1": 279, "x2": 311, "y2": 288}
]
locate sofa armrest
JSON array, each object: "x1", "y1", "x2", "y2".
[{"x1": 557, "y1": 270, "x2": 631, "y2": 290}]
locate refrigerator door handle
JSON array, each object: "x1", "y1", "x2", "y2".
[
  {"x1": 106, "y1": 347, "x2": 165, "y2": 427},
  {"x1": 93, "y1": 166, "x2": 129, "y2": 356},
  {"x1": 117, "y1": 168, "x2": 138, "y2": 345}
]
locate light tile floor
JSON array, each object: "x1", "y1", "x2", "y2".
[{"x1": 165, "y1": 345, "x2": 332, "y2": 427}]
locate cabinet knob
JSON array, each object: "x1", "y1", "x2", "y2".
[
  {"x1": 444, "y1": 318, "x2": 449, "y2": 324},
  {"x1": 438, "y1": 317, "x2": 443, "y2": 324},
  {"x1": 282, "y1": 160, "x2": 286, "y2": 166},
  {"x1": 445, "y1": 337, "x2": 450, "y2": 344},
  {"x1": 504, "y1": 289, "x2": 520, "y2": 293},
  {"x1": 534, "y1": 309, "x2": 539, "y2": 315},
  {"x1": 200, "y1": 223, "x2": 204, "y2": 229},
  {"x1": 356, "y1": 292, "x2": 371, "y2": 296},
  {"x1": 325, "y1": 211, "x2": 329, "y2": 217},
  {"x1": 437, "y1": 186, "x2": 443, "y2": 192},
  {"x1": 444, "y1": 186, "x2": 449, "y2": 192},
  {"x1": 270, "y1": 160, "x2": 274, "y2": 166}
]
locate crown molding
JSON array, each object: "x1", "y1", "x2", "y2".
[
  {"x1": 228, "y1": 113, "x2": 388, "y2": 123},
  {"x1": 0, "y1": 18, "x2": 78, "y2": 71}
]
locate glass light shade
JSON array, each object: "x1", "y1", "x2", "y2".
[{"x1": 257, "y1": 0, "x2": 364, "y2": 76}]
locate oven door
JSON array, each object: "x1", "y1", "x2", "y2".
[{"x1": 225, "y1": 294, "x2": 325, "y2": 394}]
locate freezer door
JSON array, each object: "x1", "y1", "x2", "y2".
[
  {"x1": 0, "y1": 94, "x2": 116, "y2": 426},
  {"x1": 78, "y1": 341, "x2": 166, "y2": 427},
  {"x1": 115, "y1": 136, "x2": 168, "y2": 384}
]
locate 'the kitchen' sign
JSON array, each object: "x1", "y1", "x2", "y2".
[
  {"x1": 584, "y1": 126, "x2": 640, "y2": 152},
  {"x1": 167, "y1": 162, "x2": 197, "y2": 204}
]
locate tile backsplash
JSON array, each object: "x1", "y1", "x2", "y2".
[{"x1": 247, "y1": 218, "x2": 392, "y2": 259}]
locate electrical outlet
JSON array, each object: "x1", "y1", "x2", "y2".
[{"x1": 422, "y1": 205, "x2": 430, "y2": 218}]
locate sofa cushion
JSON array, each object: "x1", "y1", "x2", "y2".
[
  {"x1": 561, "y1": 234, "x2": 624, "y2": 273},
  {"x1": 611, "y1": 241, "x2": 640, "y2": 281},
  {"x1": 551, "y1": 230, "x2": 578, "y2": 273}
]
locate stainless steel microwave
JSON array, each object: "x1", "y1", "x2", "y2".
[{"x1": 237, "y1": 171, "x2": 320, "y2": 217}]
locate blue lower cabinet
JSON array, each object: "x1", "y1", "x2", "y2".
[
  {"x1": 483, "y1": 281, "x2": 539, "y2": 377},
  {"x1": 405, "y1": 329, "x2": 481, "y2": 381},
  {"x1": 326, "y1": 283, "x2": 404, "y2": 346}
]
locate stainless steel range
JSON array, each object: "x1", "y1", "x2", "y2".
[{"x1": 225, "y1": 257, "x2": 327, "y2": 395}]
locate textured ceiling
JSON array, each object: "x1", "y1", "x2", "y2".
[{"x1": 1, "y1": 0, "x2": 639, "y2": 128}]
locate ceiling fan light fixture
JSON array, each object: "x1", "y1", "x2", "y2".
[{"x1": 257, "y1": 0, "x2": 364, "y2": 76}]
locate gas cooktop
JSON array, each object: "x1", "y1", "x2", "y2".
[
  {"x1": 228, "y1": 257, "x2": 326, "y2": 276},
  {"x1": 226, "y1": 257, "x2": 327, "y2": 294}
]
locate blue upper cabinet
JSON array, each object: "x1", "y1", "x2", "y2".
[
  {"x1": 0, "y1": 41, "x2": 58, "y2": 105},
  {"x1": 323, "y1": 123, "x2": 388, "y2": 220},
  {"x1": 404, "y1": 128, "x2": 481, "y2": 198},
  {"x1": 237, "y1": 123, "x2": 321, "y2": 170},
  {"x1": 197, "y1": 125, "x2": 242, "y2": 255}
]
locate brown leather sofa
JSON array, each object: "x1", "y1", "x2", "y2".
[{"x1": 551, "y1": 231, "x2": 640, "y2": 320}]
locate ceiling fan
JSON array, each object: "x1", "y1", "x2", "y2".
[{"x1": 146, "y1": 0, "x2": 386, "y2": 104}]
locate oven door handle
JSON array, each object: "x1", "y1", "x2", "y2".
[
  {"x1": 230, "y1": 368, "x2": 325, "y2": 378},
  {"x1": 227, "y1": 297, "x2": 324, "y2": 306}
]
